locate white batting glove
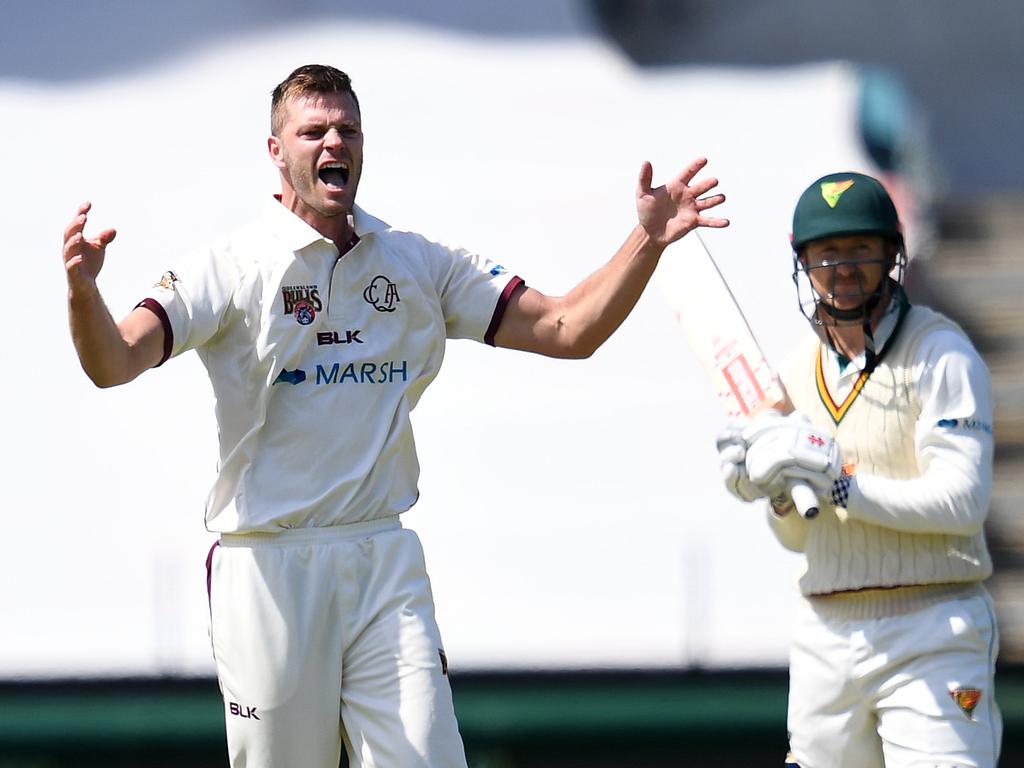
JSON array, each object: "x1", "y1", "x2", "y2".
[
  {"x1": 744, "y1": 413, "x2": 842, "y2": 497},
  {"x1": 716, "y1": 423, "x2": 781, "y2": 503}
]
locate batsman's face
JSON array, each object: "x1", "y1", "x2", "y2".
[
  {"x1": 268, "y1": 92, "x2": 364, "y2": 228},
  {"x1": 801, "y1": 235, "x2": 890, "y2": 312}
]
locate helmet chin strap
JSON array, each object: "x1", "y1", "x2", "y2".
[
  {"x1": 818, "y1": 279, "x2": 886, "y2": 372},
  {"x1": 819, "y1": 279, "x2": 906, "y2": 376}
]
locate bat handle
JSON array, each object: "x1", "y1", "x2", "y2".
[{"x1": 789, "y1": 481, "x2": 819, "y2": 519}]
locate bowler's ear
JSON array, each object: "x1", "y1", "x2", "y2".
[{"x1": 267, "y1": 135, "x2": 286, "y2": 169}]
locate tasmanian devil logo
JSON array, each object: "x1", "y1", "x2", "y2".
[
  {"x1": 950, "y1": 687, "x2": 982, "y2": 719},
  {"x1": 363, "y1": 275, "x2": 400, "y2": 312},
  {"x1": 820, "y1": 179, "x2": 855, "y2": 208}
]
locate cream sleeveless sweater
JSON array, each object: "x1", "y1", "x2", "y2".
[{"x1": 780, "y1": 305, "x2": 992, "y2": 601}]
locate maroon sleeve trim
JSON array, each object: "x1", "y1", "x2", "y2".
[
  {"x1": 484, "y1": 276, "x2": 525, "y2": 347},
  {"x1": 135, "y1": 297, "x2": 173, "y2": 367}
]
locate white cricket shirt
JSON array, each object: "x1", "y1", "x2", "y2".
[{"x1": 141, "y1": 198, "x2": 522, "y2": 533}]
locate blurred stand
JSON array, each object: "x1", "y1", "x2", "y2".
[{"x1": 592, "y1": 0, "x2": 1023, "y2": 194}]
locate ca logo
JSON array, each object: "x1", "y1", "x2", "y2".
[{"x1": 363, "y1": 275, "x2": 401, "y2": 312}]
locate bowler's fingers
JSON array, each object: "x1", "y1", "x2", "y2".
[
  {"x1": 63, "y1": 203, "x2": 94, "y2": 268},
  {"x1": 696, "y1": 192, "x2": 727, "y2": 211},
  {"x1": 63, "y1": 201, "x2": 116, "y2": 256},
  {"x1": 65, "y1": 227, "x2": 117, "y2": 264},
  {"x1": 643, "y1": 157, "x2": 713, "y2": 194},
  {"x1": 697, "y1": 213, "x2": 730, "y2": 229},
  {"x1": 63, "y1": 202, "x2": 92, "y2": 246},
  {"x1": 63, "y1": 203, "x2": 117, "y2": 282},
  {"x1": 684, "y1": 174, "x2": 721, "y2": 200},
  {"x1": 636, "y1": 160, "x2": 654, "y2": 197},
  {"x1": 64, "y1": 202, "x2": 115, "y2": 239},
  {"x1": 94, "y1": 228, "x2": 117, "y2": 247},
  {"x1": 676, "y1": 156, "x2": 710, "y2": 186},
  {"x1": 63, "y1": 230, "x2": 86, "y2": 267}
]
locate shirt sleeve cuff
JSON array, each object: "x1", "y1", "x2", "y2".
[
  {"x1": 484, "y1": 275, "x2": 525, "y2": 347},
  {"x1": 135, "y1": 297, "x2": 173, "y2": 367}
]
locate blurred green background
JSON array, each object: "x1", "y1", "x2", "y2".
[{"x1": 3, "y1": 669, "x2": 1024, "y2": 766}]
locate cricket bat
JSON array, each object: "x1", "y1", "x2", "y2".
[{"x1": 656, "y1": 232, "x2": 819, "y2": 519}]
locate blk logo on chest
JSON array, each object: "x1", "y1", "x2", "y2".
[
  {"x1": 317, "y1": 329, "x2": 364, "y2": 345},
  {"x1": 229, "y1": 702, "x2": 261, "y2": 720}
]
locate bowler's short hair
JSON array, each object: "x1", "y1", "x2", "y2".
[{"x1": 271, "y1": 65, "x2": 360, "y2": 136}]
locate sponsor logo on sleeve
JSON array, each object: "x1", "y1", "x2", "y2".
[{"x1": 936, "y1": 418, "x2": 993, "y2": 434}]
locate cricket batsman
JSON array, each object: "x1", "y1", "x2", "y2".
[{"x1": 718, "y1": 172, "x2": 1001, "y2": 767}]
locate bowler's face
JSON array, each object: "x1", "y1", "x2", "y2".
[{"x1": 269, "y1": 91, "x2": 363, "y2": 230}]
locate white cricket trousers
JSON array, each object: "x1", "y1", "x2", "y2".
[
  {"x1": 206, "y1": 517, "x2": 468, "y2": 768},
  {"x1": 787, "y1": 586, "x2": 1001, "y2": 768}
]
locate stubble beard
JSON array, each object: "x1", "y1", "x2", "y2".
[{"x1": 286, "y1": 164, "x2": 352, "y2": 220}]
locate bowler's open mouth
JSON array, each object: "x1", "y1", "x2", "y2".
[{"x1": 319, "y1": 162, "x2": 350, "y2": 188}]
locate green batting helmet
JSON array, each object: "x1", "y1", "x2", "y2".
[{"x1": 791, "y1": 172, "x2": 903, "y2": 251}]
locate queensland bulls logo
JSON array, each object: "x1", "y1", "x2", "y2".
[{"x1": 282, "y1": 285, "x2": 323, "y2": 325}]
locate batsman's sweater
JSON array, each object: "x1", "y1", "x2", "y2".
[{"x1": 772, "y1": 304, "x2": 993, "y2": 618}]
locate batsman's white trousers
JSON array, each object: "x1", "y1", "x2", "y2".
[
  {"x1": 787, "y1": 585, "x2": 1001, "y2": 768},
  {"x1": 207, "y1": 517, "x2": 467, "y2": 768}
]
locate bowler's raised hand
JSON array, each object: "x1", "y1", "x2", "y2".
[
  {"x1": 636, "y1": 157, "x2": 728, "y2": 249},
  {"x1": 63, "y1": 202, "x2": 117, "y2": 295}
]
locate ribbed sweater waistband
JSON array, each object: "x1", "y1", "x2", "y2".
[{"x1": 804, "y1": 582, "x2": 985, "y2": 620}]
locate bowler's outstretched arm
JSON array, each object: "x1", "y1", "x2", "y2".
[{"x1": 493, "y1": 157, "x2": 728, "y2": 358}]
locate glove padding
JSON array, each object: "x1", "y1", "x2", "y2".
[
  {"x1": 717, "y1": 426, "x2": 764, "y2": 502},
  {"x1": 744, "y1": 413, "x2": 841, "y2": 495},
  {"x1": 716, "y1": 412, "x2": 788, "y2": 503}
]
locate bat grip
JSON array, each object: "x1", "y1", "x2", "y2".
[{"x1": 789, "y1": 481, "x2": 819, "y2": 519}]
